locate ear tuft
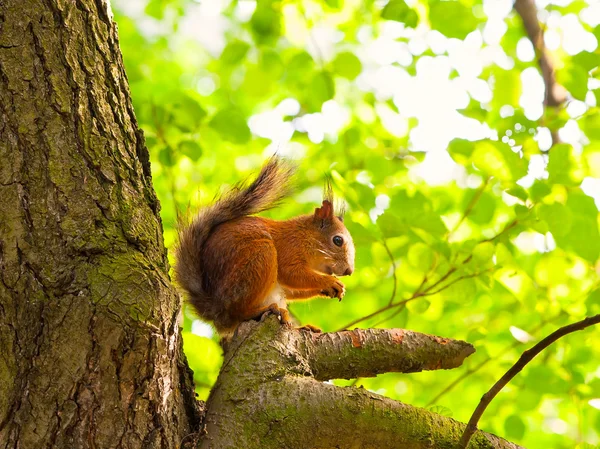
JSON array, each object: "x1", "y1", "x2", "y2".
[{"x1": 314, "y1": 200, "x2": 334, "y2": 220}]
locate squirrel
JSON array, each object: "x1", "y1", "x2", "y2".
[{"x1": 174, "y1": 156, "x2": 355, "y2": 336}]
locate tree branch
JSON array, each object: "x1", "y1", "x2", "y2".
[
  {"x1": 255, "y1": 377, "x2": 522, "y2": 449},
  {"x1": 513, "y1": 0, "x2": 566, "y2": 108},
  {"x1": 200, "y1": 316, "x2": 521, "y2": 449},
  {"x1": 459, "y1": 313, "x2": 600, "y2": 449},
  {"x1": 295, "y1": 327, "x2": 475, "y2": 381}
]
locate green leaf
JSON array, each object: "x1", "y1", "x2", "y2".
[
  {"x1": 514, "y1": 204, "x2": 530, "y2": 219},
  {"x1": 572, "y1": 51, "x2": 600, "y2": 72},
  {"x1": 378, "y1": 212, "x2": 408, "y2": 238},
  {"x1": 171, "y1": 93, "x2": 207, "y2": 132},
  {"x1": 557, "y1": 192, "x2": 600, "y2": 262},
  {"x1": 505, "y1": 186, "x2": 528, "y2": 201},
  {"x1": 581, "y1": 108, "x2": 600, "y2": 140},
  {"x1": 587, "y1": 289, "x2": 600, "y2": 315},
  {"x1": 529, "y1": 181, "x2": 551, "y2": 203},
  {"x1": 538, "y1": 203, "x2": 573, "y2": 238},
  {"x1": 593, "y1": 88, "x2": 600, "y2": 106},
  {"x1": 447, "y1": 138, "x2": 473, "y2": 165},
  {"x1": 221, "y1": 40, "x2": 250, "y2": 66},
  {"x1": 557, "y1": 64, "x2": 589, "y2": 101},
  {"x1": 209, "y1": 108, "x2": 251, "y2": 144},
  {"x1": 465, "y1": 191, "x2": 496, "y2": 225},
  {"x1": 178, "y1": 140, "x2": 202, "y2": 161},
  {"x1": 309, "y1": 72, "x2": 335, "y2": 112},
  {"x1": 504, "y1": 415, "x2": 526, "y2": 440},
  {"x1": 286, "y1": 51, "x2": 315, "y2": 84},
  {"x1": 158, "y1": 146, "x2": 175, "y2": 167},
  {"x1": 407, "y1": 298, "x2": 431, "y2": 314},
  {"x1": 407, "y1": 243, "x2": 434, "y2": 271},
  {"x1": 324, "y1": 0, "x2": 343, "y2": 9},
  {"x1": 440, "y1": 277, "x2": 477, "y2": 302},
  {"x1": 332, "y1": 52, "x2": 362, "y2": 80},
  {"x1": 472, "y1": 140, "x2": 527, "y2": 181},
  {"x1": 547, "y1": 144, "x2": 580, "y2": 186},
  {"x1": 491, "y1": 69, "x2": 521, "y2": 108},
  {"x1": 182, "y1": 331, "x2": 223, "y2": 399},
  {"x1": 145, "y1": 0, "x2": 166, "y2": 19},
  {"x1": 389, "y1": 191, "x2": 447, "y2": 236},
  {"x1": 260, "y1": 50, "x2": 284, "y2": 77},
  {"x1": 250, "y1": 2, "x2": 281, "y2": 43},
  {"x1": 473, "y1": 242, "x2": 495, "y2": 263},
  {"x1": 429, "y1": 1, "x2": 478, "y2": 39},
  {"x1": 381, "y1": 0, "x2": 419, "y2": 27}
]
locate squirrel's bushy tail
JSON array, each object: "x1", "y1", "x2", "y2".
[{"x1": 174, "y1": 156, "x2": 295, "y2": 323}]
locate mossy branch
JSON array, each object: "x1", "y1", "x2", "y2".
[
  {"x1": 199, "y1": 316, "x2": 521, "y2": 449},
  {"x1": 295, "y1": 327, "x2": 475, "y2": 381}
]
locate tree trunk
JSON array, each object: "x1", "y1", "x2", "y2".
[{"x1": 0, "y1": 1, "x2": 201, "y2": 448}]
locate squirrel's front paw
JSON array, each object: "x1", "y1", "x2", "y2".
[{"x1": 321, "y1": 279, "x2": 345, "y2": 301}]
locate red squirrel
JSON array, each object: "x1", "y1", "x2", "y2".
[{"x1": 174, "y1": 156, "x2": 355, "y2": 336}]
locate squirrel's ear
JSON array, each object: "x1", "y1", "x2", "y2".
[{"x1": 314, "y1": 200, "x2": 334, "y2": 226}]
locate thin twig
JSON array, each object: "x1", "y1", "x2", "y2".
[
  {"x1": 513, "y1": 0, "x2": 565, "y2": 108},
  {"x1": 381, "y1": 238, "x2": 398, "y2": 306},
  {"x1": 339, "y1": 219, "x2": 518, "y2": 331},
  {"x1": 371, "y1": 304, "x2": 406, "y2": 328},
  {"x1": 513, "y1": 0, "x2": 566, "y2": 145},
  {"x1": 449, "y1": 177, "x2": 490, "y2": 237},
  {"x1": 338, "y1": 267, "x2": 495, "y2": 331},
  {"x1": 482, "y1": 219, "x2": 518, "y2": 243},
  {"x1": 417, "y1": 269, "x2": 495, "y2": 298},
  {"x1": 426, "y1": 314, "x2": 562, "y2": 406},
  {"x1": 458, "y1": 314, "x2": 600, "y2": 449}
]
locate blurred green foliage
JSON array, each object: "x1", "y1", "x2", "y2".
[{"x1": 113, "y1": 0, "x2": 600, "y2": 447}]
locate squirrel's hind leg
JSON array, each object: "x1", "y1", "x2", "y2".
[{"x1": 224, "y1": 238, "x2": 291, "y2": 326}]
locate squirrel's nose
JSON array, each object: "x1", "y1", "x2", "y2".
[{"x1": 344, "y1": 267, "x2": 353, "y2": 276}]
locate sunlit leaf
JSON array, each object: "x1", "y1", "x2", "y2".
[
  {"x1": 472, "y1": 140, "x2": 527, "y2": 181},
  {"x1": 179, "y1": 140, "x2": 203, "y2": 161},
  {"x1": 221, "y1": 40, "x2": 250, "y2": 66},
  {"x1": 309, "y1": 72, "x2": 335, "y2": 111},
  {"x1": 209, "y1": 108, "x2": 251, "y2": 144},
  {"x1": 557, "y1": 64, "x2": 589, "y2": 101},
  {"x1": 407, "y1": 242, "x2": 434, "y2": 271},
  {"x1": 381, "y1": 0, "x2": 418, "y2": 27},
  {"x1": 250, "y1": 1, "x2": 281, "y2": 43},
  {"x1": 473, "y1": 242, "x2": 495, "y2": 263},
  {"x1": 504, "y1": 415, "x2": 526, "y2": 440},
  {"x1": 333, "y1": 52, "x2": 363, "y2": 80},
  {"x1": 538, "y1": 202, "x2": 572, "y2": 238},
  {"x1": 428, "y1": 1, "x2": 478, "y2": 39},
  {"x1": 506, "y1": 186, "x2": 528, "y2": 202}
]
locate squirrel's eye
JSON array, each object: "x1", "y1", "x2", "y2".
[{"x1": 333, "y1": 235, "x2": 344, "y2": 247}]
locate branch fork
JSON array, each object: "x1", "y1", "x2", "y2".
[{"x1": 199, "y1": 317, "x2": 522, "y2": 449}]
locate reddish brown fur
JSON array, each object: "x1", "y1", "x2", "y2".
[{"x1": 174, "y1": 157, "x2": 355, "y2": 336}]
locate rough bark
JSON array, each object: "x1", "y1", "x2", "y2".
[
  {"x1": 200, "y1": 317, "x2": 522, "y2": 449},
  {"x1": 0, "y1": 1, "x2": 201, "y2": 448},
  {"x1": 295, "y1": 327, "x2": 474, "y2": 381}
]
